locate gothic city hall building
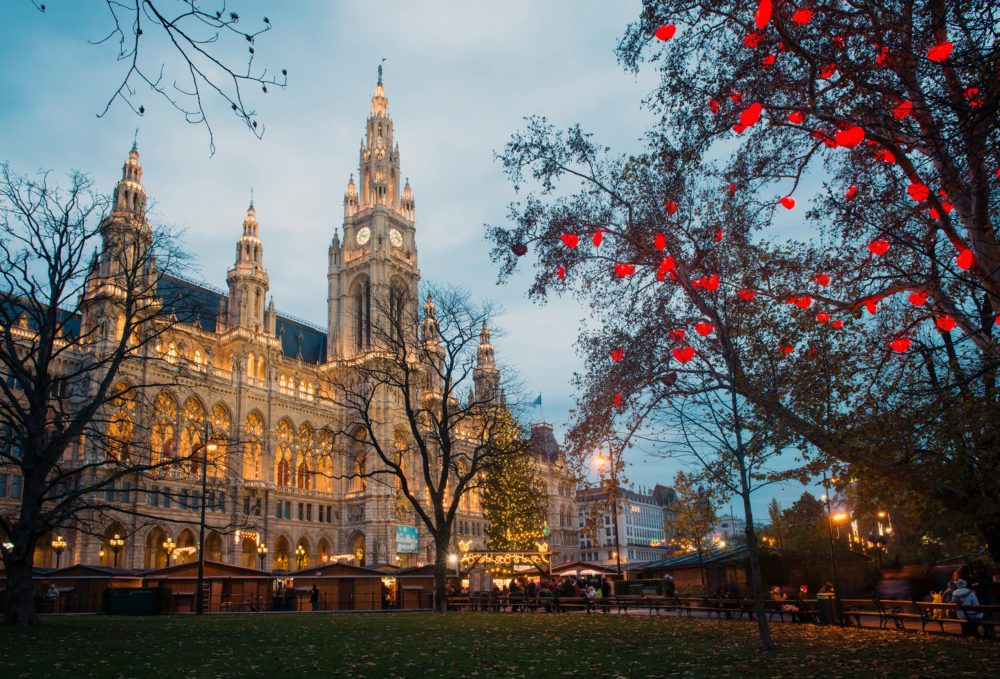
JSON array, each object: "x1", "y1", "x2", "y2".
[{"x1": 3, "y1": 75, "x2": 578, "y2": 574}]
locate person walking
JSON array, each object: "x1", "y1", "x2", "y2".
[{"x1": 662, "y1": 574, "x2": 676, "y2": 598}]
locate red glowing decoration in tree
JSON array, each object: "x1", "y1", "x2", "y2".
[
  {"x1": 740, "y1": 103, "x2": 763, "y2": 128},
  {"x1": 927, "y1": 42, "x2": 953, "y2": 62},
  {"x1": 592, "y1": 230, "x2": 603, "y2": 247},
  {"x1": 845, "y1": 185, "x2": 859, "y2": 201},
  {"x1": 815, "y1": 274, "x2": 830, "y2": 287},
  {"x1": 610, "y1": 348, "x2": 624, "y2": 362},
  {"x1": 614, "y1": 263, "x2": 635, "y2": 277},
  {"x1": 891, "y1": 337, "x2": 911, "y2": 353},
  {"x1": 754, "y1": 0, "x2": 772, "y2": 29},
  {"x1": 780, "y1": 196, "x2": 795, "y2": 209},
  {"x1": 665, "y1": 201, "x2": 679, "y2": 215},
  {"x1": 654, "y1": 233, "x2": 666, "y2": 250},
  {"x1": 673, "y1": 346, "x2": 695, "y2": 363},
  {"x1": 792, "y1": 9, "x2": 813, "y2": 24},
  {"x1": 655, "y1": 24, "x2": 677, "y2": 41},
  {"x1": 936, "y1": 316, "x2": 956, "y2": 332},
  {"x1": 788, "y1": 111, "x2": 803, "y2": 124},
  {"x1": 695, "y1": 322, "x2": 714, "y2": 336},
  {"x1": 561, "y1": 233, "x2": 579, "y2": 248},
  {"x1": 956, "y1": 249, "x2": 974, "y2": 270},
  {"x1": 834, "y1": 126, "x2": 865, "y2": 149},
  {"x1": 511, "y1": 243, "x2": 527, "y2": 257},
  {"x1": 907, "y1": 183, "x2": 930, "y2": 202},
  {"x1": 738, "y1": 289, "x2": 757, "y2": 300},
  {"x1": 868, "y1": 240, "x2": 889, "y2": 255},
  {"x1": 909, "y1": 292, "x2": 927, "y2": 306}
]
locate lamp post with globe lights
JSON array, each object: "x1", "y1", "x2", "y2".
[
  {"x1": 594, "y1": 452, "x2": 622, "y2": 578},
  {"x1": 50, "y1": 535, "x2": 67, "y2": 569},
  {"x1": 109, "y1": 534, "x2": 124, "y2": 568},
  {"x1": 257, "y1": 544, "x2": 268, "y2": 570},
  {"x1": 162, "y1": 537, "x2": 175, "y2": 565},
  {"x1": 295, "y1": 545, "x2": 306, "y2": 570}
]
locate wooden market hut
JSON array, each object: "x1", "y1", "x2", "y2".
[
  {"x1": 283, "y1": 561, "x2": 388, "y2": 611},
  {"x1": 141, "y1": 560, "x2": 272, "y2": 612},
  {"x1": 389, "y1": 564, "x2": 436, "y2": 609},
  {"x1": 635, "y1": 545, "x2": 751, "y2": 594},
  {"x1": 1, "y1": 564, "x2": 143, "y2": 614}
]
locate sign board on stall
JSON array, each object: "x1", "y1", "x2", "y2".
[{"x1": 396, "y1": 525, "x2": 419, "y2": 554}]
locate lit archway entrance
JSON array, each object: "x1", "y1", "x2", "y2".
[
  {"x1": 273, "y1": 536, "x2": 290, "y2": 570},
  {"x1": 349, "y1": 533, "x2": 366, "y2": 567},
  {"x1": 145, "y1": 527, "x2": 169, "y2": 569},
  {"x1": 317, "y1": 537, "x2": 331, "y2": 564},
  {"x1": 205, "y1": 531, "x2": 223, "y2": 562},
  {"x1": 176, "y1": 529, "x2": 197, "y2": 564},
  {"x1": 241, "y1": 538, "x2": 257, "y2": 568}
]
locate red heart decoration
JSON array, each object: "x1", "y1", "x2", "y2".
[
  {"x1": 655, "y1": 24, "x2": 677, "y2": 41},
  {"x1": 865, "y1": 300, "x2": 878, "y2": 314},
  {"x1": 792, "y1": 9, "x2": 813, "y2": 24},
  {"x1": 930, "y1": 208, "x2": 940, "y2": 220},
  {"x1": 743, "y1": 34, "x2": 761, "y2": 48},
  {"x1": 614, "y1": 263, "x2": 635, "y2": 277},
  {"x1": 715, "y1": 229, "x2": 724, "y2": 241},
  {"x1": 875, "y1": 149, "x2": 896, "y2": 163},
  {"x1": 834, "y1": 36, "x2": 846, "y2": 49},
  {"x1": 614, "y1": 393, "x2": 622, "y2": 409},
  {"x1": 660, "y1": 257, "x2": 676, "y2": 271},
  {"x1": 561, "y1": 233, "x2": 579, "y2": 247},
  {"x1": 733, "y1": 124, "x2": 746, "y2": 134},
  {"x1": 815, "y1": 274, "x2": 830, "y2": 287},
  {"x1": 780, "y1": 196, "x2": 795, "y2": 209},
  {"x1": 936, "y1": 316, "x2": 956, "y2": 331},
  {"x1": 665, "y1": 201, "x2": 678, "y2": 215},
  {"x1": 673, "y1": 346, "x2": 695, "y2": 363},
  {"x1": 788, "y1": 111, "x2": 803, "y2": 124},
  {"x1": 654, "y1": 233, "x2": 666, "y2": 250},
  {"x1": 740, "y1": 103, "x2": 763, "y2": 128},
  {"x1": 762, "y1": 54, "x2": 776, "y2": 67},
  {"x1": 845, "y1": 185, "x2": 859, "y2": 201},
  {"x1": 704, "y1": 275, "x2": 720, "y2": 291},
  {"x1": 695, "y1": 322, "x2": 714, "y2": 336},
  {"x1": 892, "y1": 100, "x2": 913, "y2": 119},
  {"x1": 907, "y1": 183, "x2": 929, "y2": 202},
  {"x1": 511, "y1": 243, "x2": 527, "y2": 256},
  {"x1": 956, "y1": 249, "x2": 974, "y2": 270},
  {"x1": 728, "y1": 182, "x2": 737, "y2": 195},
  {"x1": 927, "y1": 42, "x2": 953, "y2": 62},
  {"x1": 795, "y1": 296, "x2": 812, "y2": 309},
  {"x1": 816, "y1": 312, "x2": 830, "y2": 323},
  {"x1": 891, "y1": 337, "x2": 911, "y2": 353},
  {"x1": 708, "y1": 97, "x2": 720, "y2": 114},
  {"x1": 832, "y1": 319, "x2": 843, "y2": 329},
  {"x1": 668, "y1": 330, "x2": 686, "y2": 342},
  {"x1": 821, "y1": 64, "x2": 837, "y2": 78},
  {"x1": 592, "y1": 230, "x2": 603, "y2": 247},
  {"x1": 557, "y1": 266, "x2": 565, "y2": 279},
  {"x1": 692, "y1": 278, "x2": 702, "y2": 288},
  {"x1": 868, "y1": 240, "x2": 889, "y2": 255},
  {"x1": 909, "y1": 292, "x2": 928, "y2": 306},
  {"x1": 754, "y1": 0, "x2": 772, "y2": 29},
  {"x1": 610, "y1": 348, "x2": 624, "y2": 361},
  {"x1": 656, "y1": 270, "x2": 666, "y2": 281},
  {"x1": 781, "y1": 345, "x2": 794, "y2": 355},
  {"x1": 834, "y1": 126, "x2": 865, "y2": 149},
  {"x1": 730, "y1": 91, "x2": 743, "y2": 103},
  {"x1": 738, "y1": 289, "x2": 757, "y2": 300}
]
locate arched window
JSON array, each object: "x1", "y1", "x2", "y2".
[
  {"x1": 355, "y1": 279, "x2": 370, "y2": 351},
  {"x1": 388, "y1": 284, "x2": 406, "y2": 344},
  {"x1": 296, "y1": 460, "x2": 309, "y2": 490},
  {"x1": 350, "y1": 453, "x2": 366, "y2": 494},
  {"x1": 243, "y1": 411, "x2": 264, "y2": 480}
]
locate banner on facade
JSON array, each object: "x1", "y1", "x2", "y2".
[{"x1": 396, "y1": 525, "x2": 419, "y2": 554}]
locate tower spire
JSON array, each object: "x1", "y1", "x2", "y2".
[
  {"x1": 112, "y1": 143, "x2": 147, "y2": 217},
  {"x1": 226, "y1": 201, "x2": 269, "y2": 332}
]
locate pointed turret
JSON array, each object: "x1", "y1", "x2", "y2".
[
  {"x1": 226, "y1": 200, "x2": 270, "y2": 332},
  {"x1": 344, "y1": 173, "x2": 359, "y2": 218},
  {"x1": 112, "y1": 142, "x2": 147, "y2": 218},
  {"x1": 474, "y1": 322, "x2": 500, "y2": 404},
  {"x1": 421, "y1": 295, "x2": 439, "y2": 346}
]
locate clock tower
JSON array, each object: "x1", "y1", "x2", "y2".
[{"x1": 328, "y1": 67, "x2": 419, "y2": 360}]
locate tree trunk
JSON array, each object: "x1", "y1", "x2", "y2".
[
  {"x1": 432, "y1": 533, "x2": 451, "y2": 613},
  {"x1": 740, "y1": 489, "x2": 775, "y2": 652},
  {"x1": 3, "y1": 537, "x2": 40, "y2": 626}
]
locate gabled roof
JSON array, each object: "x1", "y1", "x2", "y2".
[
  {"x1": 549, "y1": 560, "x2": 619, "y2": 575},
  {"x1": 142, "y1": 559, "x2": 270, "y2": 577},
  {"x1": 40, "y1": 564, "x2": 141, "y2": 577},
  {"x1": 285, "y1": 561, "x2": 383, "y2": 577},
  {"x1": 635, "y1": 544, "x2": 750, "y2": 570}
]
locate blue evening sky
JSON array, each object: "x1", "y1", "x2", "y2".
[{"x1": 0, "y1": 1, "x2": 815, "y2": 518}]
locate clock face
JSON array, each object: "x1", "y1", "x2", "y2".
[
  {"x1": 356, "y1": 226, "x2": 371, "y2": 246},
  {"x1": 389, "y1": 228, "x2": 403, "y2": 248}
]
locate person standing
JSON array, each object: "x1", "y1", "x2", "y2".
[
  {"x1": 310, "y1": 584, "x2": 320, "y2": 612},
  {"x1": 662, "y1": 574, "x2": 676, "y2": 598}
]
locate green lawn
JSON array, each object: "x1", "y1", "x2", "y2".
[{"x1": 1, "y1": 612, "x2": 995, "y2": 678}]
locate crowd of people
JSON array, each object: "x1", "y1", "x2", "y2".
[{"x1": 445, "y1": 575, "x2": 616, "y2": 612}]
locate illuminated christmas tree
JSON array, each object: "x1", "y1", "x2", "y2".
[{"x1": 482, "y1": 409, "x2": 547, "y2": 551}]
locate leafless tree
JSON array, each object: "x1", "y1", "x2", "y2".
[
  {"x1": 0, "y1": 165, "x2": 247, "y2": 625},
  {"x1": 322, "y1": 285, "x2": 522, "y2": 612},
  {"x1": 32, "y1": 1, "x2": 288, "y2": 154}
]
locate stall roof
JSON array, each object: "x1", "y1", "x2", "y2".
[
  {"x1": 549, "y1": 560, "x2": 620, "y2": 576},
  {"x1": 635, "y1": 545, "x2": 750, "y2": 571}
]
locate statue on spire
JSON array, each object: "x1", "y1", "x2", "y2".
[{"x1": 377, "y1": 58, "x2": 385, "y2": 86}]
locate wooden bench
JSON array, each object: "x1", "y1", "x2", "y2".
[
  {"x1": 841, "y1": 598, "x2": 889, "y2": 629},
  {"x1": 956, "y1": 604, "x2": 1000, "y2": 639}
]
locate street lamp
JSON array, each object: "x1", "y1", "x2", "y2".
[
  {"x1": 195, "y1": 433, "x2": 219, "y2": 616},
  {"x1": 51, "y1": 535, "x2": 67, "y2": 569},
  {"x1": 595, "y1": 453, "x2": 622, "y2": 578},
  {"x1": 295, "y1": 545, "x2": 306, "y2": 570},
  {"x1": 109, "y1": 534, "x2": 125, "y2": 568},
  {"x1": 257, "y1": 544, "x2": 268, "y2": 570},
  {"x1": 448, "y1": 553, "x2": 459, "y2": 580},
  {"x1": 822, "y1": 472, "x2": 845, "y2": 624},
  {"x1": 162, "y1": 537, "x2": 175, "y2": 565}
]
